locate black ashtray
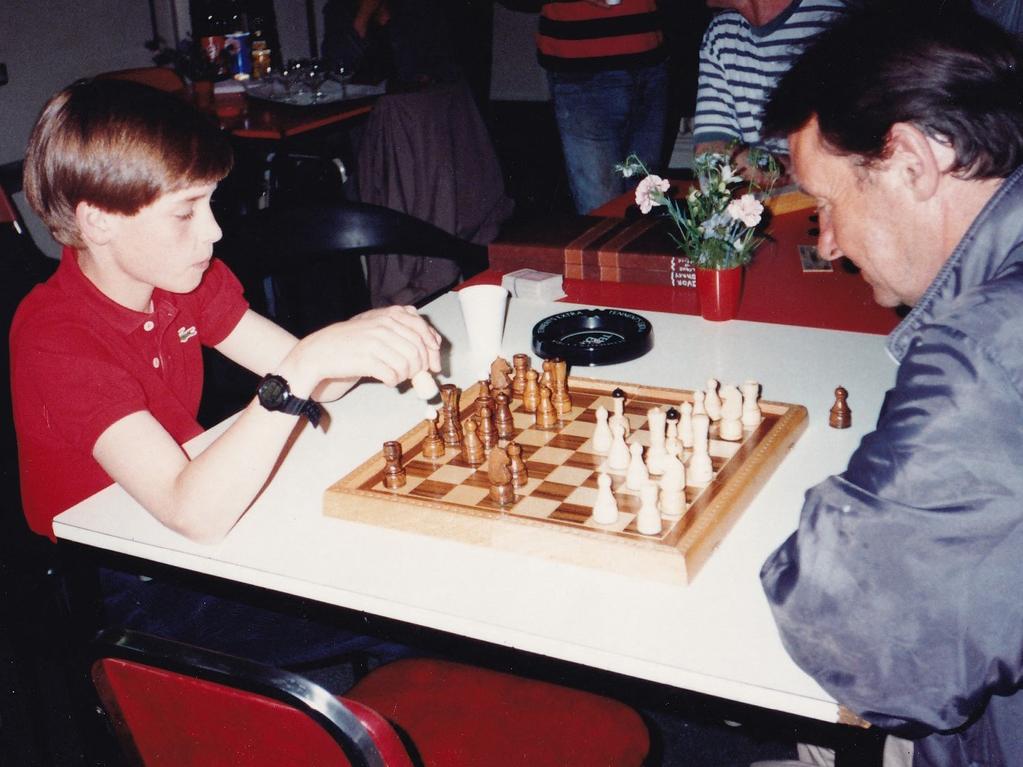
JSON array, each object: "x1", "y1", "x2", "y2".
[{"x1": 532, "y1": 309, "x2": 653, "y2": 366}]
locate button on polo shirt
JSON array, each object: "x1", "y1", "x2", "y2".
[{"x1": 10, "y1": 248, "x2": 249, "y2": 539}]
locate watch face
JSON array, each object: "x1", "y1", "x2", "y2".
[{"x1": 259, "y1": 375, "x2": 289, "y2": 409}]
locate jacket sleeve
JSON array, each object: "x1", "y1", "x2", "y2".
[{"x1": 761, "y1": 323, "x2": 1023, "y2": 736}]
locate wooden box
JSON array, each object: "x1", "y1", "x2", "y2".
[{"x1": 488, "y1": 215, "x2": 697, "y2": 288}]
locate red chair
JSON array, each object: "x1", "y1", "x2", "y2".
[{"x1": 93, "y1": 628, "x2": 650, "y2": 767}]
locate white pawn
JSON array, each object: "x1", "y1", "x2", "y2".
[
  {"x1": 719, "y1": 384, "x2": 744, "y2": 441},
  {"x1": 645, "y1": 407, "x2": 667, "y2": 475},
  {"x1": 659, "y1": 454, "x2": 686, "y2": 518},
  {"x1": 665, "y1": 420, "x2": 682, "y2": 458},
  {"x1": 741, "y1": 380, "x2": 762, "y2": 428},
  {"x1": 636, "y1": 480, "x2": 662, "y2": 535},
  {"x1": 626, "y1": 442, "x2": 649, "y2": 490},
  {"x1": 692, "y1": 390, "x2": 706, "y2": 417},
  {"x1": 606, "y1": 419, "x2": 631, "y2": 472},
  {"x1": 704, "y1": 378, "x2": 722, "y2": 422},
  {"x1": 592, "y1": 405, "x2": 613, "y2": 454},
  {"x1": 687, "y1": 413, "x2": 714, "y2": 485},
  {"x1": 592, "y1": 472, "x2": 619, "y2": 525},
  {"x1": 679, "y1": 402, "x2": 694, "y2": 449}
]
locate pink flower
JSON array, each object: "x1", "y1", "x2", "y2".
[
  {"x1": 726, "y1": 193, "x2": 764, "y2": 228},
  {"x1": 635, "y1": 175, "x2": 671, "y2": 214}
]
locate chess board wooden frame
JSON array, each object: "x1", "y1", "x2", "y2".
[{"x1": 324, "y1": 377, "x2": 807, "y2": 585}]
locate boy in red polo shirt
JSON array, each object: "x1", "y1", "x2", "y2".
[{"x1": 11, "y1": 78, "x2": 441, "y2": 669}]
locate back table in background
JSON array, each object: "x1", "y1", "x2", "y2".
[{"x1": 488, "y1": 185, "x2": 901, "y2": 336}]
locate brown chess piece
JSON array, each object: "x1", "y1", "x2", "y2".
[
  {"x1": 461, "y1": 416, "x2": 485, "y2": 466},
  {"x1": 522, "y1": 369, "x2": 540, "y2": 413},
  {"x1": 535, "y1": 385, "x2": 558, "y2": 429},
  {"x1": 494, "y1": 392, "x2": 515, "y2": 440},
  {"x1": 422, "y1": 408, "x2": 446, "y2": 459},
  {"x1": 507, "y1": 442, "x2": 528, "y2": 487},
  {"x1": 552, "y1": 358, "x2": 572, "y2": 416},
  {"x1": 540, "y1": 359, "x2": 555, "y2": 392},
  {"x1": 487, "y1": 446, "x2": 515, "y2": 505},
  {"x1": 440, "y1": 384, "x2": 463, "y2": 447},
  {"x1": 829, "y1": 386, "x2": 852, "y2": 429},
  {"x1": 512, "y1": 353, "x2": 530, "y2": 397},
  {"x1": 474, "y1": 382, "x2": 494, "y2": 419},
  {"x1": 478, "y1": 405, "x2": 498, "y2": 449},
  {"x1": 490, "y1": 356, "x2": 512, "y2": 396},
  {"x1": 382, "y1": 441, "x2": 406, "y2": 488}
]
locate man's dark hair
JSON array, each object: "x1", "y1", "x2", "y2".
[{"x1": 763, "y1": 2, "x2": 1023, "y2": 179}]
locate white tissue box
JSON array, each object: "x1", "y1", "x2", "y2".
[{"x1": 500, "y1": 269, "x2": 567, "y2": 301}]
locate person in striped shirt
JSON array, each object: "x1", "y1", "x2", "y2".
[
  {"x1": 693, "y1": 0, "x2": 846, "y2": 184},
  {"x1": 538, "y1": 0, "x2": 669, "y2": 214}
]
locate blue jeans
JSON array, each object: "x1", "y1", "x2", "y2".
[
  {"x1": 548, "y1": 61, "x2": 669, "y2": 214},
  {"x1": 100, "y1": 568, "x2": 412, "y2": 677}
]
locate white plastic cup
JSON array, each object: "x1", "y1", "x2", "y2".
[{"x1": 457, "y1": 284, "x2": 509, "y2": 376}]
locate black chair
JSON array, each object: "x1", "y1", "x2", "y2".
[
  {"x1": 0, "y1": 180, "x2": 99, "y2": 764},
  {"x1": 218, "y1": 199, "x2": 488, "y2": 335}
]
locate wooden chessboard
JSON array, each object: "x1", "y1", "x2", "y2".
[{"x1": 324, "y1": 377, "x2": 807, "y2": 584}]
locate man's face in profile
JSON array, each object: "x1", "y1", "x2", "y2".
[{"x1": 788, "y1": 117, "x2": 938, "y2": 308}]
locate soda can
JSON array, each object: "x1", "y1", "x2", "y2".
[
  {"x1": 199, "y1": 35, "x2": 227, "y2": 77},
  {"x1": 224, "y1": 31, "x2": 252, "y2": 79}
]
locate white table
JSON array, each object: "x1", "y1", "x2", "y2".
[{"x1": 54, "y1": 292, "x2": 897, "y2": 724}]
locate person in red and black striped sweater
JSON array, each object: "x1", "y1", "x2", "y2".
[{"x1": 537, "y1": 0, "x2": 669, "y2": 214}]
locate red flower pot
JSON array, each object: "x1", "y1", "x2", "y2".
[{"x1": 695, "y1": 266, "x2": 744, "y2": 321}]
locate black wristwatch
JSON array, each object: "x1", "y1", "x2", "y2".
[{"x1": 256, "y1": 374, "x2": 324, "y2": 428}]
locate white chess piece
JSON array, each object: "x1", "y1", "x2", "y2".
[
  {"x1": 606, "y1": 419, "x2": 631, "y2": 472},
  {"x1": 718, "y1": 384, "x2": 743, "y2": 441},
  {"x1": 636, "y1": 480, "x2": 662, "y2": 535},
  {"x1": 592, "y1": 472, "x2": 619, "y2": 525},
  {"x1": 692, "y1": 390, "x2": 706, "y2": 417},
  {"x1": 626, "y1": 442, "x2": 648, "y2": 490},
  {"x1": 687, "y1": 413, "x2": 714, "y2": 485},
  {"x1": 659, "y1": 454, "x2": 686, "y2": 518},
  {"x1": 741, "y1": 380, "x2": 762, "y2": 428},
  {"x1": 679, "y1": 402, "x2": 694, "y2": 449},
  {"x1": 592, "y1": 405, "x2": 612, "y2": 454},
  {"x1": 645, "y1": 407, "x2": 667, "y2": 475},
  {"x1": 704, "y1": 378, "x2": 722, "y2": 422}
]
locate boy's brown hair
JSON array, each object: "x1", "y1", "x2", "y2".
[{"x1": 24, "y1": 78, "x2": 233, "y2": 248}]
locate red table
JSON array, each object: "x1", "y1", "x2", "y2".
[
  {"x1": 484, "y1": 191, "x2": 902, "y2": 336},
  {"x1": 205, "y1": 90, "x2": 374, "y2": 140}
]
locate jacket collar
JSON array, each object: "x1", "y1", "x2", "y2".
[{"x1": 887, "y1": 164, "x2": 1023, "y2": 361}]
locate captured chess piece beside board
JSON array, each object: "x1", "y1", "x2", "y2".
[{"x1": 324, "y1": 355, "x2": 809, "y2": 585}]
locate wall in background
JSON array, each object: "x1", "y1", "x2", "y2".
[{"x1": 490, "y1": 5, "x2": 547, "y2": 101}]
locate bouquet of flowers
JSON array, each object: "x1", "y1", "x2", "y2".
[{"x1": 615, "y1": 150, "x2": 778, "y2": 270}]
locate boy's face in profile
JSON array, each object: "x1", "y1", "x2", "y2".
[{"x1": 100, "y1": 182, "x2": 223, "y2": 297}]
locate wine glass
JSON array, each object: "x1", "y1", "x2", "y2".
[{"x1": 303, "y1": 59, "x2": 328, "y2": 103}]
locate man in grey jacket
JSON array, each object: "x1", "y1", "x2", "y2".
[{"x1": 758, "y1": 5, "x2": 1023, "y2": 766}]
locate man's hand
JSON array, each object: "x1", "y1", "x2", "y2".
[
  {"x1": 694, "y1": 140, "x2": 790, "y2": 188},
  {"x1": 731, "y1": 146, "x2": 790, "y2": 189}
]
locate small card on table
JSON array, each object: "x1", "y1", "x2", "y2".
[{"x1": 798, "y1": 245, "x2": 833, "y2": 272}]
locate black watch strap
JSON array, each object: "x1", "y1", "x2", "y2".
[{"x1": 257, "y1": 374, "x2": 325, "y2": 428}]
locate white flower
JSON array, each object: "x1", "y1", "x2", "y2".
[
  {"x1": 720, "y1": 164, "x2": 740, "y2": 185},
  {"x1": 635, "y1": 174, "x2": 671, "y2": 214},
  {"x1": 726, "y1": 193, "x2": 764, "y2": 228}
]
